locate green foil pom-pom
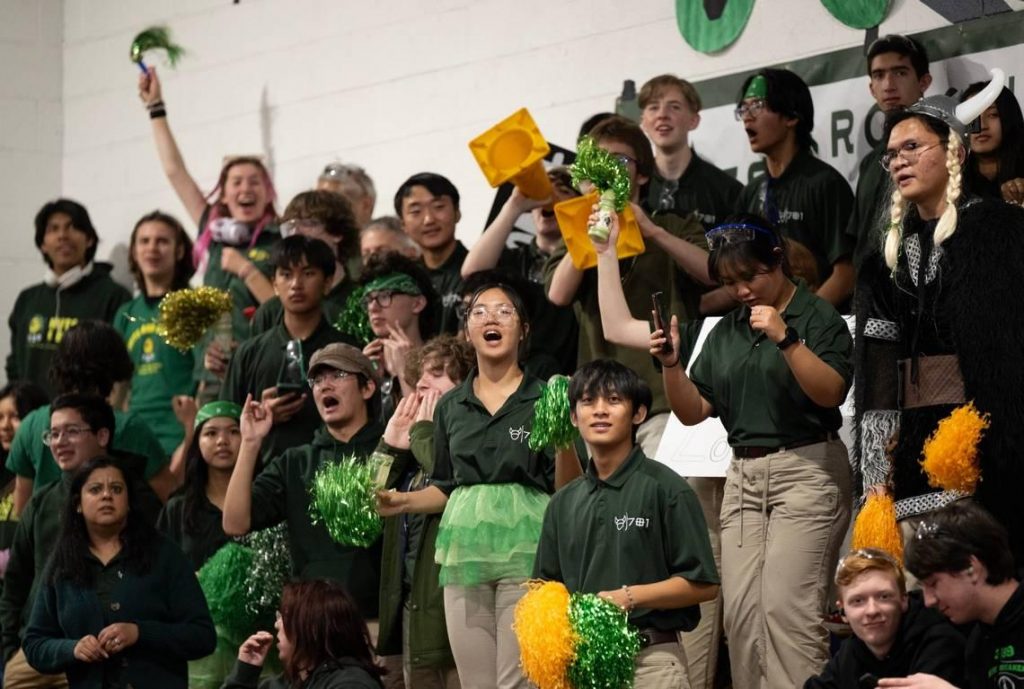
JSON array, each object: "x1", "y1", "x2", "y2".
[
  {"x1": 567, "y1": 593, "x2": 642, "y2": 689},
  {"x1": 197, "y1": 542, "x2": 258, "y2": 644},
  {"x1": 570, "y1": 136, "x2": 631, "y2": 212},
  {"x1": 130, "y1": 26, "x2": 186, "y2": 66},
  {"x1": 309, "y1": 455, "x2": 382, "y2": 548},
  {"x1": 241, "y1": 524, "x2": 292, "y2": 625},
  {"x1": 157, "y1": 286, "x2": 232, "y2": 351},
  {"x1": 333, "y1": 286, "x2": 374, "y2": 346},
  {"x1": 530, "y1": 375, "x2": 578, "y2": 451}
]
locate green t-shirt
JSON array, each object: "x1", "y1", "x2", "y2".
[
  {"x1": 249, "y1": 423, "x2": 384, "y2": 617},
  {"x1": 736, "y1": 149, "x2": 855, "y2": 286},
  {"x1": 221, "y1": 317, "x2": 357, "y2": 465},
  {"x1": 643, "y1": 151, "x2": 743, "y2": 229},
  {"x1": 5, "y1": 405, "x2": 168, "y2": 493},
  {"x1": 847, "y1": 145, "x2": 890, "y2": 272},
  {"x1": 114, "y1": 295, "x2": 196, "y2": 455},
  {"x1": 6, "y1": 264, "x2": 131, "y2": 397},
  {"x1": 249, "y1": 278, "x2": 357, "y2": 337},
  {"x1": 689, "y1": 280, "x2": 853, "y2": 447},
  {"x1": 424, "y1": 241, "x2": 468, "y2": 336},
  {"x1": 534, "y1": 446, "x2": 719, "y2": 632},
  {"x1": 543, "y1": 213, "x2": 708, "y2": 417}
]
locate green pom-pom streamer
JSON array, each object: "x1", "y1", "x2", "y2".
[
  {"x1": 333, "y1": 286, "x2": 374, "y2": 346},
  {"x1": 530, "y1": 375, "x2": 578, "y2": 451},
  {"x1": 570, "y1": 136, "x2": 631, "y2": 212},
  {"x1": 130, "y1": 26, "x2": 185, "y2": 68},
  {"x1": 197, "y1": 543, "x2": 258, "y2": 644},
  {"x1": 157, "y1": 286, "x2": 232, "y2": 351},
  {"x1": 567, "y1": 593, "x2": 641, "y2": 689},
  {"x1": 309, "y1": 455, "x2": 382, "y2": 548},
  {"x1": 241, "y1": 524, "x2": 291, "y2": 624}
]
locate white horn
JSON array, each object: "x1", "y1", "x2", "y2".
[{"x1": 955, "y1": 68, "x2": 1005, "y2": 125}]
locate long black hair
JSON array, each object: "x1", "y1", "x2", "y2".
[
  {"x1": 961, "y1": 82, "x2": 1024, "y2": 188},
  {"x1": 49, "y1": 456, "x2": 158, "y2": 588},
  {"x1": 180, "y1": 415, "x2": 239, "y2": 533}
]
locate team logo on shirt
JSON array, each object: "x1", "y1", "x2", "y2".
[
  {"x1": 614, "y1": 513, "x2": 651, "y2": 531},
  {"x1": 777, "y1": 209, "x2": 805, "y2": 223},
  {"x1": 26, "y1": 315, "x2": 78, "y2": 346},
  {"x1": 991, "y1": 645, "x2": 1024, "y2": 688},
  {"x1": 509, "y1": 426, "x2": 530, "y2": 443},
  {"x1": 142, "y1": 337, "x2": 156, "y2": 363},
  {"x1": 27, "y1": 316, "x2": 44, "y2": 344}
]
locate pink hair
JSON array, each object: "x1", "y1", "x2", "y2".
[{"x1": 192, "y1": 157, "x2": 279, "y2": 267}]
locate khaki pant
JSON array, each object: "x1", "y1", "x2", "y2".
[
  {"x1": 636, "y1": 412, "x2": 670, "y2": 460},
  {"x1": 4, "y1": 648, "x2": 69, "y2": 689},
  {"x1": 402, "y1": 602, "x2": 461, "y2": 689},
  {"x1": 442, "y1": 580, "x2": 528, "y2": 689},
  {"x1": 366, "y1": 618, "x2": 406, "y2": 689},
  {"x1": 634, "y1": 641, "x2": 691, "y2": 689},
  {"x1": 721, "y1": 441, "x2": 852, "y2": 689},
  {"x1": 680, "y1": 476, "x2": 725, "y2": 689}
]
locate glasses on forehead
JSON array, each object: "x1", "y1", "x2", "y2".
[
  {"x1": 734, "y1": 98, "x2": 767, "y2": 120},
  {"x1": 279, "y1": 218, "x2": 326, "y2": 238},
  {"x1": 879, "y1": 141, "x2": 945, "y2": 171},
  {"x1": 704, "y1": 223, "x2": 778, "y2": 251},
  {"x1": 321, "y1": 163, "x2": 365, "y2": 180}
]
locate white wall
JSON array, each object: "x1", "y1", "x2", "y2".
[{"x1": 0, "y1": 0, "x2": 992, "y2": 370}]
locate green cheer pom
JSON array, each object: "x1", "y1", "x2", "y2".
[
  {"x1": 333, "y1": 286, "x2": 374, "y2": 346},
  {"x1": 130, "y1": 26, "x2": 185, "y2": 66},
  {"x1": 570, "y1": 136, "x2": 631, "y2": 212},
  {"x1": 197, "y1": 543, "x2": 258, "y2": 644},
  {"x1": 530, "y1": 375, "x2": 578, "y2": 451},
  {"x1": 309, "y1": 455, "x2": 382, "y2": 548},
  {"x1": 157, "y1": 286, "x2": 233, "y2": 351},
  {"x1": 567, "y1": 593, "x2": 642, "y2": 689},
  {"x1": 241, "y1": 524, "x2": 292, "y2": 624}
]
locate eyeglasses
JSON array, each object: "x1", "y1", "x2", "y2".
[
  {"x1": 466, "y1": 304, "x2": 517, "y2": 324},
  {"x1": 705, "y1": 223, "x2": 779, "y2": 251},
  {"x1": 42, "y1": 425, "x2": 94, "y2": 446},
  {"x1": 362, "y1": 291, "x2": 397, "y2": 309},
  {"x1": 734, "y1": 98, "x2": 768, "y2": 120},
  {"x1": 308, "y1": 369, "x2": 353, "y2": 389},
  {"x1": 880, "y1": 141, "x2": 944, "y2": 171},
  {"x1": 279, "y1": 218, "x2": 326, "y2": 238},
  {"x1": 613, "y1": 153, "x2": 637, "y2": 168}
]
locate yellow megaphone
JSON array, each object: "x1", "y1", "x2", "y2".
[
  {"x1": 469, "y1": 108, "x2": 553, "y2": 200},
  {"x1": 553, "y1": 192, "x2": 645, "y2": 271}
]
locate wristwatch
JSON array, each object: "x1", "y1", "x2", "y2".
[{"x1": 777, "y1": 326, "x2": 800, "y2": 350}]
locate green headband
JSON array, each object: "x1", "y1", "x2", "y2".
[
  {"x1": 362, "y1": 272, "x2": 422, "y2": 297},
  {"x1": 194, "y1": 401, "x2": 242, "y2": 429},
  {"x1": 743, "y1": 75, "x2": 767, "y2": 100}
]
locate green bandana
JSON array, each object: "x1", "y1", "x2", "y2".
[
  {"x1": 362, "y1": 272, "x2": 422, "y2": 296},
  {"x1": 743, "y1": 75, "x2": 767, "y2": 100},
  {"x1": 194, "y1": 401, "x2": 242, "y2": 430}
]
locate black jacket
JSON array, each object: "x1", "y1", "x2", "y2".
[{"x1": 967, "y1": 582, "x2": 1024, "y2": 689}]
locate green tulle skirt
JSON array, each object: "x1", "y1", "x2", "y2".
[{"x1": 435, "y1": 483, "x2": 549, "y2": 587}]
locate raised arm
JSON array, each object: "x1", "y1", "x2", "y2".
[
  {"x1": 221, "y1": 395, "x2": 270, "y2": 536},
  {"x1": 593, "y1": 210, "x2": 657, "y2": 349},
  {"x1": 545, "y1": 252, "x2": 584, "y2": 307},
  {"x1": 652, "y1": 317, "x2": 714, "y2": 425},
  {"x1": 632, "y1": 204, "x2": 713, "y2": 285},
  {"x1": 462, "y1": 188, "x2": 547, "y2": 278},
  {"x1": 138, "y1": 67, "x2": 206, "y2": 227}
]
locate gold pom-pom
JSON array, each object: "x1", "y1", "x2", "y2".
[
  {"x1": 851, "y1": 491, "x2": 903, "y2": 561},
  {"x1": 513, "y1": 580, "x2": 576, "y2": 689},
  {"x1": 157, "y1": 287, "x2": 233, "y2": 351},
  {"x1": 920, "y1": 402, "x2": 990, "y2": 494}
]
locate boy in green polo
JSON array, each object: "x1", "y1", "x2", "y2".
[{"x1": 534, "y1": 359, "x2": 719, "y2": 688}]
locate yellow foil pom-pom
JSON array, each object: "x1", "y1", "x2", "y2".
[
  {"x1": 513, "y1": 580, "x2": 576, "y2": 689},
  {"x1": 920, "y1": 402, "x2": 990, "y2": 494},
  {"x1": 157, "y1": 287, "x2": 233, "y2": 351},
  {"x1": 852, "y1": 491, "x2": 903, "y2": 561}
]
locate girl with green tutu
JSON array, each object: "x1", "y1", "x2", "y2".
[{"x1": 378, "y1": 282, "x2": 580, "y2": 689}]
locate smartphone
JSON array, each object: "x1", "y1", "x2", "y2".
[
  {"x1": 651, "y1": 292, "x2": 674, "y2": 355},
  {"x1": 275, "y1": 382, "x2": 305, "y2": 395}
]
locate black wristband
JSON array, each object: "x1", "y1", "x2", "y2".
[
  {"x1": 146, "y1": 100, "x2": 165, "y2": 110},
  {"x1": 149, "y1": 108, "x2": 167, "y2": 120}
]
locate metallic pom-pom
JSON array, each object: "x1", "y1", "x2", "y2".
[
  {"x1": 157, "y1": 286, "x2": 232, "y2": 351},
  {"x1": 570, "y1": 136, "x2": 631, "y2": 212},
  {"x1": 309, "y1": 455, "x2": 382, "y2": 548},
  {"x1": 241, "y1": 523, "x2": 292, "y2": 622},
  {"x1": 333, "y1": 286, "x2": 374, "y2": 346},
  {"x1": 130, "y1": 26, "x2": 185, "y2": 66},
  {"x1": 852, "y1": 491, "x2": 903, "y2": 561},
  {"x1": 513, "y1": 580, "x2": 576, "y2": 689},
  {"x1": 197, "y1": 542, "x2": 258, "y2": 644},
  {"x1": 567, "y1": 593, "x2": 641, "y2": 689},
  {"x1": 530, "y1": 375, "x2": 578, "y2": 451}
]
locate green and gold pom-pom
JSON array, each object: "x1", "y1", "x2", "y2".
[
  {"x1": 197, "y1": 542, "x2": 257, "y2": 644},
  {"x1": 566, "y1": 593, "x2": 641, "y2": 689},
  {"x1": 333, "y1": 286, "x2": 374, "y2": 346},
  {"x1": 241, "y1": 524, "x2": 291, "y2": 624},
  {"x1": 570, "y1": 136, "x2": 631, "y2": 212},
  {"x1": 157, "y1": 286, "x2": 232, "y2": 351},
  {"x1": 531, "y1": 375, "x2": 578, "y2": 451},
  {"x1": 130, "y1": 26, "x2": 185, "y2": 66},
  {"x1": 309, "y1": 455, "x2": 382, "y2": 548}
]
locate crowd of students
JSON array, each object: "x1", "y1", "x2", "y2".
[{"x1": 1, "y1": 30, "x2": 1023, "y2": 689}]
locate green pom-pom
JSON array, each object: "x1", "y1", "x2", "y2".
[
  {"x1": 130, "y1": 26, "x2": 186, "y2": 66},
  {"x1": 570, "y1": 136, "x2": 631, "y2": 212},
  {"x1": 309, "y1": 455, "x2": 382, "y2": 548},
  {"x1": 333, "y1": 286, "x2": 374, "y2": 346},
  {"x1": 530, "y1": 375, "x2": 578, "y2": 451},
  {"x1": 567, "y1": 593, "x2": 642, "y2": 689},
  {"x1": 240, "y1": 524, "x2": 292, "y2": 625},
  {"x1": 197, "y1": 543, "x2": 258, "y2": 644},
  {"x1": 157, "y1": 287, "x2": 232, "y2": 351}
]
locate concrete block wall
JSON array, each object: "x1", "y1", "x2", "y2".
[{"x1": 0, "y1": 0, "x2": 964, "y2": 370}]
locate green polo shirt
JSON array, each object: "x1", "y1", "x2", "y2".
[
  {"x1": 115, "y1": 295, "x2": 196, "y2": 455},
  {"x1": 424, "y1": 241, "x2": 468, "y2": 336},
  {"x1": 431, "y1": 372, "x2": 555, "y2": 496},
  {"x1": 5, "y1": 405, "x2": 167, "y2": 493},
  {"x1": 220, "y1": 316, "x2": 356, "y2": 465},
  {"x1": 534, "y1": 446, "x2": 718, "y2": 632},
  {"x1": 847, "y1": 145, "x2": 888, "y2": 272},
  {"x1": 643, "y1": 151, "x2": 743, "y2": 229},
  {"x1": 543, "y1": 213, "x2": 707, "y2": 417},
  {"x1": 249, "y1": 423, "x2": 384, "y2": 617},
  {"x1": 736, "y1": 148, "x2": 854, "y2": 285},
  {"x1": 689, "y1": 280, "x2": 852, "y2": 448},
  {"x1": 248, "y1": 278, "x2": 357, "y2": 337}
]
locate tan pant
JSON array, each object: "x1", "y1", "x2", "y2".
[
  {"x1": 634, "y1": 641, "x2": 692, "y2": 689},
  {"x1": 680, "y1": 476, "x2": 725, "y2": 689},
  {"x1": 4, "y1": 648, "x2": 69, "y2": 689},
  {"x1": 442, "y1": 580, "x2": 528, "y2": 689},
  {"x1": 402, "y1": 602, "x2": 461, "y2": 689},
  {"x1": 367, "y1": 618, "x2": 406, "y2": 689},
  {"x1": 636, "y1": 412, "x2": 670, "y2": 460},
  {"x1": 721, "y1": 441, "x2": 852, "y2": 689}
]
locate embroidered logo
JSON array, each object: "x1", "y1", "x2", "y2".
[
  {"x1": 614, "y1": 513, "x2": 650, "y2": 531},
  {"x1": 509, "y1": 426, "x2": 530, "y2": 443}
]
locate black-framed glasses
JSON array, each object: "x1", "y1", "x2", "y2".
[
  {"x1": 879, "y1": 141, "x2": 945, "y2": 171},
  {"x1": 308, "y1": 370, "x2": 353, "y2": 389},
  {"x1": 734, "y1": 98, "x2": 767, "y2": 120},
  {"x1": 42, "y1": 425, "x2": 94, "y2": 446},
  {"x1": 362, "y1": 291, "x2": 396, "y2": 309}
]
